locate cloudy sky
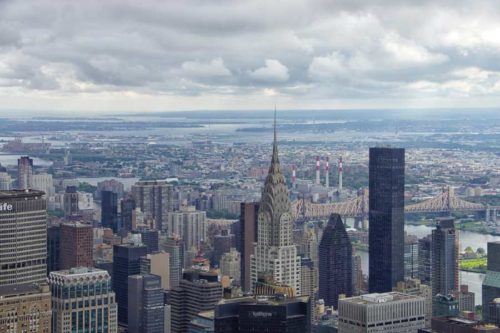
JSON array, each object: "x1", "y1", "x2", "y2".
[{"x1": 1, "y1": 0, "x2": 500, "y2": 114}]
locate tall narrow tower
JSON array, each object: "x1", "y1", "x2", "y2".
[
  {"x1": 338, "y1": 156, "x2": 343, "y2": 193},
  {"x1": 315, "y1": 156, "x2": 320, "y2": 185},
  {"x1": 325, "y1": 156, "x2": 330, "y2": 188},
  {"x1": 250, "y1": 111, "x2": 301, "y2": 296},
  {"x1": 292, "y1": 165, "x2": 297, "y2": 189}
]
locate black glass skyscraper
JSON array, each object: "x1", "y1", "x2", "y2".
[
  {"x1": 368, "y1": 147, "x2": 405, "y2": 293},
  {"x1": 318, "y1": 213, "x2": 352, "y2": 308},
  {"x1": 431, "y1": 217, "x2": 458, "y2": 297},
  {"x1": 47, "y1": 225, "x2": 61, "y2": 274},
  {"x1": 101, "y1": 190, "x2": 118, "y2": 232},
  {"x1": 113, "y1": 243, "x2": 148, "y2": 324}
]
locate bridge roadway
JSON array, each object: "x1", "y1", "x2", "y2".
[{"x1": 291, "y1": 187, "x2": 498, "y2": 220}]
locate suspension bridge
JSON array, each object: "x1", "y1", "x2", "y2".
[{"x1": 291, "y1": 187, "x2": 498, "y2": 221}]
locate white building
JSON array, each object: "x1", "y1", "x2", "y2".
[
  {"x1": 32, "y1": 173, "x2": 55, "y2": 196},
  {"x1": 167, "y1": 205, "x2": 207, "y2": 251},
  {"x1": 338, "y1": 292, "x2": 426, "y2": 333},
  {"x1": 250, "y1": 118, "x2": 301, "y2": 296},
  {"x1": 220, "y1": 248, "x2": 241, "y2": 283},
  {"x1": 0, "y1": 172, "x2": 12, "y2": 190}
]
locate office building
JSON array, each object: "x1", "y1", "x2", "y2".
[
  {"x1": 189, "y1": 311, "x2": 215, "y2": 333},
  {"x1": 432, "y1": 218, "x2": 459, "y2": 297},
  {"x1": 301, "y1": 227, "x2": 319, "y2": 289},
  {"x1": 49, "y1": 267, "x2": 117, "y2": 333},
  {"x1": 250, "y1": 117, "x2": 301, "y2": 296},
  {"x1": 319, "y1": 213, "x2": 352, "y2": 308},
  {"x1": 170, "y1": 270, "x2": 223, "y2": 333},
  {"x1": 239, "y1": 202, "x2": 258, "y2": 291},
  {"x1": 164, "y1": 236, "x2": 184, "y2": 289},
  {"x1": 132, "y1": 180, "x2": 173, "y2": 231},
  {"x1": 0, "y1": 190, "x2": 47, "y2": 291},
  {"x1": 352, "y1": 254, "x2": 364, "y2": 295},
  {"x1": 17, "y1": 156, "x2": 33, "y2": 190},
  {"x1": 483, "y1": 242, "x2": 500, "y2": 323},
  {"x1": 96, "y1": 179, "x2": 124, "y2": 200},
  {"x1": 60, "y1": 221, "x2": 93, "y2": 270},
  {"x1": 0, "y1": 190, "x2": 51, "y2": 332},
  {"x1": 128, "y1": 274, "x2": 165, "y2": 333},
  {"x1": 121, "y1": 196, "x2": 136, "y2": 232},
  {"x1": 0, "y1": 284, "x2": 51, "y2": 333},
  {"x1": 368, "y1": 147, "x2": 405, "y2": 293},
  {"x1": 140, "y1": 251, "x2": 170, "y2": 290},
  {"x1": 63, "y1": 185, "x2": 80, "y2": 218},
  {"x1": 394, "y1": 279, "x2": 433, "y2": 327},
  {"x1": 113, "y1": 243, "x2": 148, "y2": 324},
  {"x1": 214, "y1": 295, "x2": 311, "y2": 333},
  {"x1": 418, "y1": 235, "x2": 432, "y2": 285},
  {"x1": 488, "y1": 298, "x2": 500, "y2": 327},
  {"x1": 213, "y1": 230, "x2": 234, "y2": 266},
  {"x1": 456, "y1": 284, "x2": 475, "y2": 313},
  {"x1": 140, "y1": 229, "x2": 160, "y2": 254},
  {"x1": 220, "y1": 248, "x2": 241, "y2": 284},
  {"x1": 301, "y1": 257, "x2": 316, "y2": 303},
  {"x1": 32, "y1": 173, "x2": 55, "y2": 197},
  {"x1": 0, "y1": 172, "x2": 12, "y2": 190},
  {"x1": 167, "y1": 205, "x2": 207, "y2": 251},
  {"x1": 425, "y1": 317, "x2": 500, "y2": 333},
  {"x1": 433, "y1": 294, "x2": 460, "y2": 317},
  {"x1": 405, "y1": 236, "x2": 419, "y2": 280},
  {"x1": 426, "y1": 317, "x2": 500, "y2": 333},
  {"x1": 338, "y1": 292, "x2": 425, "y2": 333},
  {"x1": 101, "y1": 190, "x2": 119, "y2": 232},
  {"x1": 47, "y1": 224, "x2": 61, "y2": 274}
]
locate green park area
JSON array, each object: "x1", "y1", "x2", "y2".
[{"x1": 459, "y1": 257, "x2": 487, "y2": 273}]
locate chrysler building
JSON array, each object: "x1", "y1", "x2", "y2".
[{"x1": 250, "y1": 112, "x2": 301, "y2": 296}]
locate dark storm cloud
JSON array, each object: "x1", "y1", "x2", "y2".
[{"x1": 1, "y1": 0, "x2": 500, "y2": 110}]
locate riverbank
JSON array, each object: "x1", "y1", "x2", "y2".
[{"x1": 406, "y1": 220, "x2": 497, "y2": 236}]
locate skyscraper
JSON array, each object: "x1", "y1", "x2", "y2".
[
  {"x1": 121, "y1": 195, "x2": 136, "y2": 232},
  {"x1": 140, "y1": 251, "x2": 170, "y2": 290},
  {"x1": 239, "y1": 202, "x2": 259, "y2": 291},
  {"x1": 49, "y1": 267, "x2": 117, "y2": 333},
  {"x1": 140, "y1": 229, "x2": 160, "y2": 254},
  {"x1": 250, "y1": 113, "x2": 301, "y2": 295},
  {"x1": 128, "y1": 274, "x2": 165, "y2": 333},
  {"x1": 318, "y1": 213, "x2": 353, "y2": 308},
  {"x1": 213, "y1": 229, "x2": 234, "y2": 266},
  {"x1": 483, "y1": 242, "x2": 500, "y2": 323},
  {"x1": 167, "y1": 205, "x2": 207, "y2": 251},
  {"x1": 418, "y1": 235, "x2": 432, "y2": 285},
  {"x1": 132, "y1": 180, "x2": 173, "y2": 231},
  {"x1": 113, "y1": 243, "x2": 148, "y2": 324},
  {"x1": 214, "y1": 296, "x2": 311, "y2": 333},
  {"x1": 59, "y1": 221, "x2": 93, "y2": 270},
  {"x1": 101, "y1": 190, "x2": 119, "y2": 232},
  {"x1": 47, "y1": 224, "x2": 61, "y2": 274},
  {"x1": 63, "y1": 185, "x2": 80, "y2": 218},
  {"x1": 431, "y1": 217, "x2": 459, "y2": 297},
  {"x1": 368, "y1": 147, "x2": 405, "y2": 293},
  {"x1": 170, "y1": 270, "x2": 223, "y2": 333},
  {"x1": 17, "y1": 156, "x2": 33, "y2": 190},
  {"x1": 0, "y1": 190, "x2": 52, "y2": 333},
  {"x1": 0, "y1": 190, "x2": 47, "y2": 291},
  {"x1": 164, "y1": 236, "x2": 184, "y2": 289}
]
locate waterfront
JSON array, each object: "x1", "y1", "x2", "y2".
[{"x1": 355, "y1": 224, "x2": 500, "y2": 305}]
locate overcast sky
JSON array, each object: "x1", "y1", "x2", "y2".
[{"x1": 1, "y1": 0, "x2": 500, "y2": 114}]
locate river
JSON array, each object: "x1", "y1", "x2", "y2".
[{"x1": 354, "y1": 224, "x2": 499, "y2": 305}]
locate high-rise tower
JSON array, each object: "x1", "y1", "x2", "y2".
[
  {"x1": 368, "y1": 147, "x2": 405, "y2": 293},
  {"x1": 318, "y1": 214, "x2": 353, "y2": 308},
  {"x1": 250, "y1": 112, "x2": 301, "y2": 295}
]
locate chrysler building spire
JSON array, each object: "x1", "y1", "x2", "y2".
[{"x1": 251, "y1": 109, "x2": 301, "y2": 295}]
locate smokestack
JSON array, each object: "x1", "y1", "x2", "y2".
[
  {"x1": 325, "y1": 156, "x2": 330, "y2": 188},
  {"x1": 292, "y1": 165, "x2": 296, "y2": 188},
  {"x1": 338, "y1": 156, "x2": 343, "y2": 193},
  {"x1": 315, "y1": 156, "x2": 320, "y2": 185}
]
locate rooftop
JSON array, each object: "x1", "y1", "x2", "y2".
[
  {"x1": 0, "y1": 189, "x2": 45, "y2": 199},
  {"x1": 342, "y1": 292, "x2": 422, "y2": 305}
]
